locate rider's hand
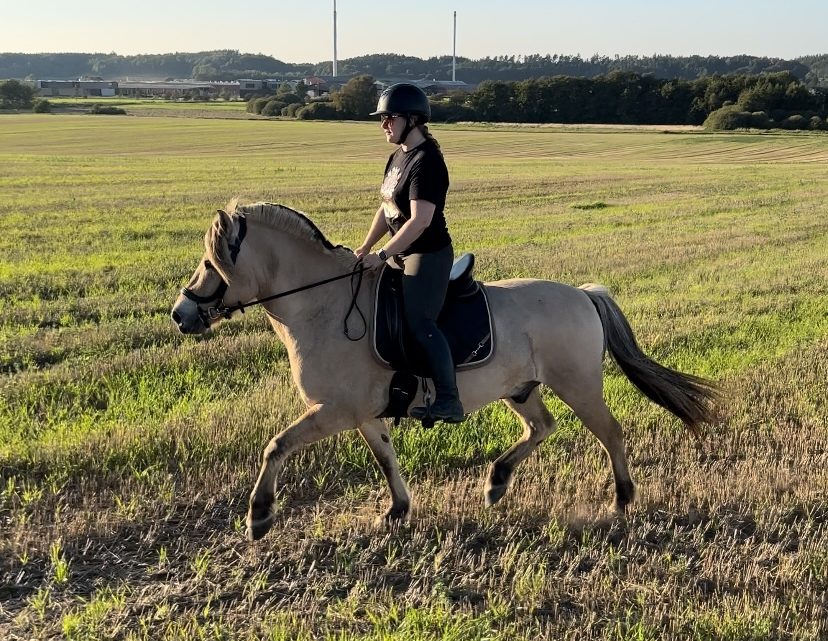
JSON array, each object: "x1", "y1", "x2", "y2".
[
  {"x1": 361, "y1": 252, "x2": 385, "y2": 270},
  {"x1": 354, "y1": 245, "x2": 370, "y2": 259}
]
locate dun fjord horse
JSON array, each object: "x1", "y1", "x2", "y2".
[{"x1": 171, "y1": 201, "x2": 717, "y2": 541}]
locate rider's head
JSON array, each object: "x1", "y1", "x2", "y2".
[{"x1": 370, "y1": 83, "x2": 430, "y2": 145}]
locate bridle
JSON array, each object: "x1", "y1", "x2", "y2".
[{"x1": 180, "y1": 214, "x2": 368, "y2": 339}]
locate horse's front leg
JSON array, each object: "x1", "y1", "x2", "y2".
[
  {"x1": 247, "y1": 403, "x2": 353, "y2": 541},
  {"x1": 358, "y1": 419, "x2": 410, "y2": 523}
]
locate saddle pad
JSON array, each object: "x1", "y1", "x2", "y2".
[{"x1": 372, "y1": 265, "x2": 494, "y2": 377}]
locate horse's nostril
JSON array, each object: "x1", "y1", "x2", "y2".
[{"x1": 171, "y1": 310, "x2": 182, "y2": 324}]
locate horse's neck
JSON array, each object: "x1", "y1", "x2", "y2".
[{"x1": 250, "y1": 231, "x2": 360, "y2": 330}]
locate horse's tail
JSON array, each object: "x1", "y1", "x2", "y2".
[{"x1": 580, "y1": 283, "x2": 718, "y2": 434}]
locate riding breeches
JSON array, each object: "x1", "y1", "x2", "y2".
[{"x1": 400, "y1": 245, "x2": 453, "y2": 341}]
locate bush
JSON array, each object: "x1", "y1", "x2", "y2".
[
  {"x1": 281, "y1": 102, "x2": 304, "y2": 118},
  {"x1": 780, "y1": 114, "x2": 809, "y2": 130},
  {"x1": 749, "y1": 111, "x2": 771, "y2": 129},
  {"x1": 703, "y1": 105, "x2": 753, "y2": 130},
  {"x1": 32, "y1": 98, "x2": 52, "y2": 113},
  {"x1": 88, "y1": 104, "x2": 126, "y2": 115},
  {"x1": 247, "y1": 96, "x2": 271, "y2": 114},
  {"x1": 295, "y1": 101, "x2": 343, "y2": 120},
  {"x1": 809, "y1": 115, "x2": 828, "y2": 131},
  {"x1": 261, "y1": 99, "x2": 287, "y2": 117},
  {"x1": 430, "y1": 101, "x2": 478, "y2": 123},
  {"x1": 276, "y1": 92, "x2": 303, "y2": 106}
]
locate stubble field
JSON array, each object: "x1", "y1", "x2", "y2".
[{"x1": 2, "y1": 111, "x2": 828, "y2": 640}]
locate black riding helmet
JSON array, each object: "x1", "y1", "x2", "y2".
[{"x1": 371, "y1": 83, "x2": 430, "y2": 144}]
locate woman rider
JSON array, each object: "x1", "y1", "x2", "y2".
[{"x1": 355, "y1": 83, "x2": 464, "y2": 424}]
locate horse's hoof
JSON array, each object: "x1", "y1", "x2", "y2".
[
  {"x1": 484, "y1": 483, "x2": 508, "y2": 507},
  {"x1": 375, "y1": 504, "x2": 410, "y2": 527},
  {"x1": 614, "y1": 480, "x2": 636, "y2": 513},
  {"x1": 246, "y1": 512, "x2": 275, "y2": 541}
]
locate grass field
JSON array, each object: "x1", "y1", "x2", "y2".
[{"x1": 2, "y1": 113, "x2": 828, "y2": 640}]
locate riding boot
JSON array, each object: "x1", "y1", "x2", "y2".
[{"x1": 410, "y1": 331, "x2": 465, "y2": 423}]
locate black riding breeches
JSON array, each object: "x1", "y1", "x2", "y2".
[{"x1": 400, "y1": 245, "x2": 454, "y2": 341}]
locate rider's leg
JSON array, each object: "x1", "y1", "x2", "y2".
[{"x1": 402, "y1": 246, "x2": 465, "y2": 423}]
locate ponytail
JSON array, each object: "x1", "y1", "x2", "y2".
[{"x1": 420, "y1": 124, "x2": 442, "y2": 155}]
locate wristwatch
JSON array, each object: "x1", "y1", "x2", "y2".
[{"x1": 377, "y1": 248, "x2": 388, "y2": 262}]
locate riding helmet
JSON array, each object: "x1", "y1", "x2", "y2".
[{"x1": 370, "y1": 83, "x2": 430, "y2": 122}]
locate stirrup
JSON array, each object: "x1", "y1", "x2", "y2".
[{"x1": 410, "y1": 402, "x2": 465, "y2": 425}]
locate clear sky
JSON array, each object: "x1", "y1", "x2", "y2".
[{"x1": 4, "y1": 1, "x2": 825, "y2": 62}]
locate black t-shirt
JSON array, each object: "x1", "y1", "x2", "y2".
[{"x1": 380, "y1": 138, "x2": 451, "y2": 255}]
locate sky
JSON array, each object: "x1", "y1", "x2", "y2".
[{"x1": 3, "y1": 0, "x2": 825, "y2": 62}]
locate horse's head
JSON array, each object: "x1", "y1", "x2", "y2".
[{"x1": 171, "y1": 208, "x2": 254, "y2": 334}]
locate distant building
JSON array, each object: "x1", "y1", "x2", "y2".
[
  {"x1": 373, "y1": 78, "x2": 474, "y2": 95},
  {"x1": 36, "y1": 80, "x2": 117, "y2": 98},
  {"x1": 118, "y1": 81, "x2": 239, "y2": 99},
  {"x1": 238, "y1": 79, "x2": 305, "y2": 99},
  {"x1": 417, "y1": 80, "x2": 475, "y2": 94},
  {"x1": 303, "y1": 75, "x2": 351, "y2": 97},
  {"x1": 35, "y1": 78, "x2": 242, "y2": 100}
]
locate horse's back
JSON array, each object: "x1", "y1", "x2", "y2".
[
  {"x1": 483, "y1": 277, "x2": 597, "y2": 316},
  {"x1": 482, "y1": 278, "x2": 606, "y2": 374}
]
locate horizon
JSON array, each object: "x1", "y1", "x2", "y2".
[
  {"x1": 4, "y1": 1, "x2": 827, "y2": 64},
  {"x1": 2, "y1": 49, "x2": 825, "y2": 66}
]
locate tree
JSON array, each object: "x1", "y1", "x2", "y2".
[
  {"x1": 0, "y1": 79, "x2": 36, "y2": 109},
  {"x1": 331, "y1": 75, "x2": 377, "y2": 119},
  {"x1": 294, "y1": 80, "x2": 309, "y2": 98}
]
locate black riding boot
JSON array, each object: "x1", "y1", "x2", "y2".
[{"x1": 410, "y1": 331, "x2": 465, "y2": 423}]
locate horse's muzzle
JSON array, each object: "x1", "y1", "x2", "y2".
[{"x1": 171, "y1": 301, "x2": 209, "y2": 334}]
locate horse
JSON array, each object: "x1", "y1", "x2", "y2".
[{"x1": 171, "y1": 201, "x2": 718, "y2": 542}]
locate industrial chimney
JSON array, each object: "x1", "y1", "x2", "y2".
[
  {"x1": 452, "y1": 11, "x2": 456, "y2": 82},
  {"x1": 333, "y1": 0, "x2": 338, "y2": 77}
]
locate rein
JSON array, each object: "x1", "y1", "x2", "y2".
[{"x1": 209, "y1": 265, "x2": 368, "y2": 321}]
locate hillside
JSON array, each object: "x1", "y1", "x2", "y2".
[{"x1": 1, "y1": 50, "x2": 823, "y2": 85}]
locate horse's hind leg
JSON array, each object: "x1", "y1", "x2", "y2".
[
  {"x1": 358, "y1": 419, "x2": 411, "y2": 523},
  {"x1": 485, "y1": 387, "x2": 556, "y2": 507},
  {"x1": 553, "y1": 380, "x2": 636, "y2": 512}
]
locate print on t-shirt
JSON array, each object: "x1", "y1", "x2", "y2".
[
  {"x1": 381, "y1": 166, "x2": 401, "y2": 201},
  {"x1": 381, "y1": 166, "x2": 404, "y2": 228}
]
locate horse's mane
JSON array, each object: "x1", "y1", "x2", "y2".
[{"x1": 206, "y1": 199, "x2": 357, "y2": 280}]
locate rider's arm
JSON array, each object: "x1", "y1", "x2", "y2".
[
  {"x1": 379, "y1": 199, "x2": 435, "y2": 256},
  {"x1": 355, "y1": 205, "x2": 389, "y2": 258}
]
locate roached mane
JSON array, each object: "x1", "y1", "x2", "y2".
[{"x1": 205, "y1": 200, "x2": 357, "y2": 280}]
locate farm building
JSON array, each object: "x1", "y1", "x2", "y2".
[
  {"x1": 117, "y1": 81, "x2": 240, "y2": 99},
  {"x1": 36, "y1": 80, "x2": 117, "y2": 98}
]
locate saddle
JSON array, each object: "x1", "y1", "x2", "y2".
[{"x1": 373, "y1": 253, "x2": 495, "y2": 423}]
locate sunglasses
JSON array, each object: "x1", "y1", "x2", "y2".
[{"x1": 380, "y1": 114, "x2": 405, "y2": 125}]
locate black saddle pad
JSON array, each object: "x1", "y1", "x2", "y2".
[{"x1": 372, "y1": 263, "x2": 494, "y2": 377}]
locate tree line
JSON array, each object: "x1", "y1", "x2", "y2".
[
  {"x1": 1, "y1": 51, "x2": 826, "y2": 87},
  {"x1": 5, "y1": 69, "x2": 825, "y2": 130},
  {"x1": 255, "y1": 72, "x2": 826, "y2": 131}
]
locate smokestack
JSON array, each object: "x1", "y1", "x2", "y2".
[
  {"x1": 452, "y1": 11, "x2": 456, "y2": 82},
  {"x1": 333, "y1": 0, "x2": 338, "y2": 77}
]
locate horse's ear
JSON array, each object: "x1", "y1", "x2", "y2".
[{"x1": 214, "y1": 209, "x2": 232, "y2": 235}]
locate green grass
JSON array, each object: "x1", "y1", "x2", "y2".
[{"x1": 1, "y1": 114, "x2": 828, "y2": 640}]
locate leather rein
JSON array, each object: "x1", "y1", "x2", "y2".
[{"x1": 180, "y1": 215, "x2": 369, "y2": 339}]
